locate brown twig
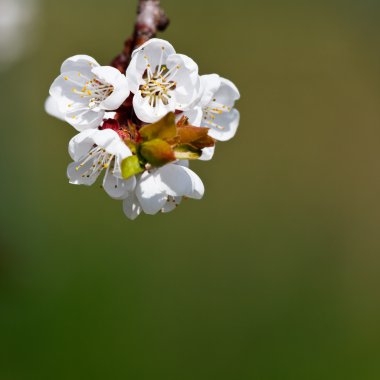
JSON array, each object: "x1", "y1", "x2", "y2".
[{"x1": 111, "y1": 0, "x2": 170, "y2": 73}]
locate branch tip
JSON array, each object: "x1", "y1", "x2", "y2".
[{"x1": 111, "y1": 0, "x2": 169, "y2": 73}]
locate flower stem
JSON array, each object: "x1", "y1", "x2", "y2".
[{"x1": 111, "y1": 0, "x2": 170, "y2": 73}]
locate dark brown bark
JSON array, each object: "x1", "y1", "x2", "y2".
[{"x1": 111, "y1": 0, "x2": 169, "y2": 73}]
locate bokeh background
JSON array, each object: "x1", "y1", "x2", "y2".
[{"x1": 1, "y1": 0, "x2": 380, "y2": 378}]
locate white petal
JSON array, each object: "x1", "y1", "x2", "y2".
[
  {"x1": 44, "y1": 96, "x2": 65, "y2": 122},
  {"x1": 132, "y1": 38, "x2": 176, "y2": 58},
  {"x1": 123, "y1": 192, "x2": 142, "y2": 220},
  {"x1": 162, "y1": 197, "x2": 182, "y2": 213},
  {"x1": 104, "y1": 111, "x2": 116, "y2": 120},
  {"x1": 199, "y1": 74, "x2": 221, "y2": 107},
  {"x1": 182, "y1": 106, "x2": 203, "y2": 126},
  {"x1": 103, "y1": 174, "x2": 136, "y2": 200},
  {"x1": 208, "y1": 108, "x2": 240, "y2": 141},
  {"x1": 132, "y1": 91, "x2": 175, "y2": 123},
  {"x1": 67, "y1": 161, "x2": 100, "y2": 186},
  {"x1": 92, "y1": 66, "x2": 130, "y2": 110},
  {"x1": 49, "y1": 71, "x2": 105, "y2": 131},
  {"x1": 199, "y1": 146, "x2": 215, "y2": 161},
  {"x1": 166, "y1": 53, "x2": 201, "y2": 109},
  {"x1": 65, "y1": 108, "x2": 105, "y2": 131},
  {"x1": 61, "y1": 55, "x2": 99, "y2": 74},
  {"x1": 132, "y1": 38, "x2": 176, "y2": 71},
  {"x1": 68, "y1": 129, "x2": 98, "y2": 161},
  {"x1": 213, "y1": 77, "x2": 240, "y2": 108},
  {"x1": 176, "y1": 160, "x2": 189, "y2": 168},
  {"x1": 125, "y1": 55, "x2": 146, "y2": 94},
  {"x1": 156, "y1": 164, "x2": 204, "y2": 199},
  {"x1": 135, "y1": 171, "x2": 167, "y2": 215},
  {"x1": 49, "y1": 71, "x2": 89, "y2": 112},
  {"x1": 92, "y1": 129, "x2": 132, "y2": 158},
  {"x1": 68, "y1": 128, "x2": 131, "y2": 162}
]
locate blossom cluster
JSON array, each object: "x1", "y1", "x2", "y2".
[{"x1": 45, "y1": 39, "x2": 240, "y2": 220}]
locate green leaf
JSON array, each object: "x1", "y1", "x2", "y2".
[
  {"x1": 139, "y1": 139, "x2": 176, "y2": 167},
  {"x1": 173, "y1": 144, "x2": 202, "y2": 160},
  {"x1": 139, "y1": 112, "x2": 177, "y2": 141},
  {"x1": 121, "y1": 155, "x2": 144, "y2": 180}
]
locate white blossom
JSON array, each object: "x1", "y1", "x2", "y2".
[
  {"x1": 67, "y1": 129, "x2": 135, "y2": 200},
  {"x1": 122, "y1": 161, "x2": 204, "y2": 220},
  {"x1": 45, "y1": 36, "x2": 241, "y2": 220},
  {"x1": 186, "y1": 74, "x2": 240, "y2": 142},
  {"x1": 126, "y1": 38, "x2": 201, "y2": 123},
  {"x1": 49, "y1": 55, "x2": 130, "y2": 131}
]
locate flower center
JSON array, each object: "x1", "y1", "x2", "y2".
[
  {"x1": 202, "y1": 99, "x2": 231, "y2": 130},
  {"x1": 139, "y1": 56, "x2": 179, "y2": 107},
  {"x1": 76, "y1": 146, "x2": 116, "y2": 179},
  {"x1": 67, "y1": 74, "x2": 114, "y2": 109}
]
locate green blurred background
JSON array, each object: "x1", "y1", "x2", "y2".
[{"x1": 1, "y1": 0, "x2": 380, "y2": 378}]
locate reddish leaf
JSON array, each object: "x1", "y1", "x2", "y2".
[{"x1": 176, "y1": 126, "x2": 216, "y2": 149}]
